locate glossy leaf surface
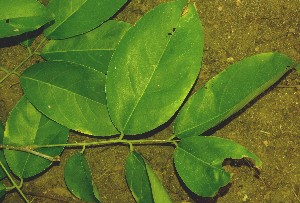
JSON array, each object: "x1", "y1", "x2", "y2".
[
  {"x1": 3, "y1": 96, "x2": 68, "y2": 178},
  {"x1": 0, "y1": 123, "x2": 10, "y2": 179},
  {"x1": 65, "y1": 153, "x2": 100, "y2": 203},
  {"x1": 0, "y1": 0, "x2": 53, "y2": 38},
  {"x1": 125, "y1": 151, "x2": 171, "y2": 203},
  {"x1": 42, "y1": 20, "x2": 131, "y2": 74},
  {"x1": 44, "y1": 0, "x2": 128, "y2": 39},
  {"x1": 174, "y1": 53, "x2": 293, "y2": 138},
  {"x1": 21, "y1": 61, "x2": 118, "y2": 136},
  {"x1": 174, "y1": 136, "x2": 262, "y2": 197},
  {"x1": 107, "y1": 0, "x2": 204, "y2": 135}
]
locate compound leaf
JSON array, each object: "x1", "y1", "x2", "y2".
[
  {"x1": 0, "y1": 0, "x2": 53, "y2": 38},
  {"x1": 20, "y1": 61, "x2": 118, "y2": 136},
  {"x1": 65, "y1": 152, "x2": 101, "y2": 203},
  {"x1": 107, "y1": 0, "x2": 204, "y2": 135},
  {"x1": 3, "y1": 96, "x2": 69, "y2": 178},
  {"x1": 174, "y1": 52, "x2": 293, "y2": 138},
  {"x1": 174, "y1": 136, "x2": 262, "y2": 197},
  {"x1": 44, "y1": 0, "x2": 128, "y2": 39},
  {"x1": 42, "y1": 20, "x2": 131, "y2": 74},
  {"x1": 125, "y1": 151, "x2": 172, "y2": 203}
]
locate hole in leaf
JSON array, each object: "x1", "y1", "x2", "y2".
[{"x1": 167, "y1": 28, "x2": 176, "y2": 36}]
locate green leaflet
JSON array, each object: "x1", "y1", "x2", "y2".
[
  {"x1": 21, "y1": 38, "x2": 35, "y2": 47},
  {"x1": 20, "y1": 61, "x2": 119, "y2": 136},
  {"x1": 174, "y1": 52, "x2": 293, "y2": 138},
  {"x1": 145, "y1": 164, "x2": 172, "y2": 203},
  {"x1": 125, "y1": 152, "x2": 153, "y2": 203},
  {"x1": 64, "y1": 153, "x2": 101, "y2": 203},
  {"x1": 20, "y1": 34, "x2": 36, "y2": 47},
  {"x1": 0, "y1": 0, "x2": 53, "y2": 38},
  {"x1": 174, "y1": 136, "x2": 262, "y2": 197},
  {"x1": 0, "y1": 123, "x2": 10, "y2": 179},
  {"x1": 125, "y1": 151, "x2": 172, "y2": 203},
  {"x1": 44, "y1": 0, "x2": 128, "y2": 39},
  {"x1": 42, "y1": 20, "x2": 131, "y2": 74},
  {"x1": 3, "y1": 96, "x2": 69, "y2": 178},
  {"x1": 106, "y1": 0, "x2": 204, "y2": 135}
]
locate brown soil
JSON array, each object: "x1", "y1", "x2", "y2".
[{"x1": 0, "y1": 0, "x2": 299, "y2": 203}]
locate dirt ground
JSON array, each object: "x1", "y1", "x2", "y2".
[{"x1": 0, "y1": 0, "x2": 299, "y2": 202}]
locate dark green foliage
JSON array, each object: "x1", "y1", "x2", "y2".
[
  {"x1": 64, "y1": 153, "x2": 101, "y2": 203},
  {"x1": 0, "y1": 0, "x2": 298, "y2": 202},
  {"x1": 4, "y1": 96, "x2": 69, "y2": 178}
]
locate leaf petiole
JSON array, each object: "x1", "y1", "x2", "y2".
[
  {"x1": 0, "y1": 36, "x2": 47, "y2": 83},
  {"x1": 0, "y1": 138, "x2": 180, "y2": 161},
  {"x1": 0, "y1": 161, "x2": 29, "y2": 203},
  {"x1": 0, "y1": 145, "x2": 59, "y2": 162}
]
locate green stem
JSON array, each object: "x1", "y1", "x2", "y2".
[
  {"x1": 129, "y1": 143, "x2": 134, "y2": 151},
  {"x1": 32, "y1": 138, "x2": 179, "y2": 149},
  {"x1": 167, "y1": 134, "x2": 176, "y2": 140},
  {"x1": 0, "y1": 67, "x2": 10, "y2": 74},
  {"x1": 80, "y1": 145, "x2": 86, "y2": 154},
  {"x1": 0, "y1": 138, "x2": 179, "y2": 160},
  {"x1": 0, "y1": 138, "x2": 180, "y2": 165},
  {"x1": 0, "y1": 70, "x2": 19, "y2": 83},
  {"x1": 26, "y1": 46, "x2": 32, "y2": 55},
  {"x1": 0, "y1": 36, "x2": 47, "y2": 83},
  {"x1": 118, "y1": 132, "x2": 125, "y2": 140},
  {"x1": 5, "y1": 185, "x2": 15, "y2": 191},
  {"x1": 0, "y1": 145, "x2": 59, "y2": 162},
  {"x1": 0, "y1": 162, "x2": 29, "y2": 203}
]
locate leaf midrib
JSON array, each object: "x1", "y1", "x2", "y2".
[
  {"x1": 178, "y1": 147, "x2": 224, "y2": 173},
  {"x1": 176, "y1": 65, "x2": 289, "y2": 136},
  {"x1": 20, "y1": 105, "x2": 42, "y2": 178},
  {"x1": 49, "y1": 0, "x2": 87, "y2": 35},
  {"x1": 22, "y1": 76, "x2": 106, "y2": 106},
  {"x1": 123, "y1": 15, "x2": 182, "y2": 131},
  {"x1": 43, "y1": 48, "x2": 114, "y2": 54}
]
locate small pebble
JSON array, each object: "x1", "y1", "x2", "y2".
[
  {"x1": 263, "y1": 140, "x2": 269, "y2": 147},
  {"x1": 226, "y1": 57, "x2": 234, "y2": 63},
  {"x1": 288, "y1": 28, "x2": 295, "y2": 33},
  {"x1": 242, "y1": 194, "x2": 248, "y2": 201}
]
